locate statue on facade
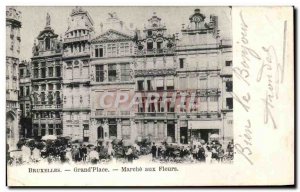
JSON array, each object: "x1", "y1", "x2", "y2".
[
  {"x1": 32, "y1": 40, "x2": 39, "y2": 55},
  {"x1": 46, "y1": 12, "x2": 51, "y2": 27}
]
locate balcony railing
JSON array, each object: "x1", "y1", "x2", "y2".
[
  {"x1": 94, "y1": 110, "x2": 132, "y2": 117},
  {"x1": 32, "y1": 104, "x2": 62, "y2": 110}
]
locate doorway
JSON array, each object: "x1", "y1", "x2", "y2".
[
  {"x1": 180, "y1": 127, "x2": 188, "y2": 144},
  {"x1": 97, "y1": 126, "x2": 104, "y2": 139}
]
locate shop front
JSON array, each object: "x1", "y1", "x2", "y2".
[{"x1": 188, "y1": 120, "x2": 222, "y2": 143}]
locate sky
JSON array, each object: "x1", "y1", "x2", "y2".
[{"x1": 16, "y1": 6, "x2": 232, "y2": 60}]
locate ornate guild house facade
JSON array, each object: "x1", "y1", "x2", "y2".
[
  {"x1": 31, "y1": 14, "x2": 63, "y2": 138},
  {"x1": 62, "y1": 7, "x2": 94, "y2": 141},
  {"x1": 8, "y1": 7, "x2": 232, "y2": 147},
  {"x1": 6, "y1": 7, "x2": 22, "y2": 149}
]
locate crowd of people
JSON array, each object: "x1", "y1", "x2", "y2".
[
  {"x1": 151, "y1": 140, "x2": 234, "y2": 163},
  {"x1": 7, "y1": 137, "x2": 234, "y2": 165}
]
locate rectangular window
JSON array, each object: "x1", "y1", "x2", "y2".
[
  {"x1": 41, "y1": 124, "x2": 46, "y2": 136},
  {"x1": 56, "y1": 124, "x2": 62, "y2": 135},
  {"x1": 166, "y1": 79, "x2": 174, "y2": 90},
  {"x1": 179, "y1": 58, "x2": 185, "y2": 68},
  {"x1": 226, "y1": 81, "x2": 233, "y2": 92},
  {"x1": 19, "y1": 86, "x2": 24, "y2": 97},
  {"x1": 56, "y1": 66, "x2": 61, "y2": 77},
  {"x1": 108, "y1": 64, "x2": 117, "y2": 82},
  {"x1": 26, "y1": 86, "x2": 30, "y2": 96},
  {"x1": 41, "y1": 84, "x2": 46, "y2": 91},
  {"x1": 147, "y1": 80, "x2": 153, "y2": 91},
  {"x1": 120, "y1": 64, "x2": 130, "y2": 81},
  {"x1": 56, "y1": 84, "x2": 61, "y2": 90},
  {"x1": 41, "y1": 68, "x2": 46, "y2": 78},
  {"x1": 20, "y1": 104, "x2": 24, "y2": 116},
  {"x1": 34, "y1": 69, "x2": 39, "y2": 78},
  {"x1": 48, "y1": 84, "x2": 53, "y2": 91},
  {"x1": 200, "y1": 97, "x2": 207, "y2": 102},
  {"x1": 96, "y1": 65, "x2": 104, "y2": 82},
  {"x1": 138, "y1": 80, "x2": 144, "y2": 91},
  {"x1": 33, "y1": 85, "x2": 39, "y2": 91},
  {"x1": 20, "y1": 69, "x2": 24, "y2": 77},
  {"x1": 95, "y1": 47, "x2": 104, "y2": 58},
  {"x1": 225, "y1": 60, "x2": 232, "y2": 66},
  {"x1": 48, "y1": 124, "x2": 54, "y2": 135},
  {"x1": 120, "y1": 43, "x2": 130, "y2": 56},
  {"x1": 226, "y1": 98, "x2": 233, "y2": 110},
  {"x1": 48, "y1": 67, "x2": 53, "y2": 77},
  {"x1": 99, "y1": 48, "x2": 103, "y2": 57},
  {"x1": 107, "y1": 44, "x2": 117, "y2": 57},
  {"x1": 83, "y1": 124, "x2": 89, "y2": 142},
  {"x1": 156, "y1": 79, "x2": 164, "y2": 91},
  {"x1": 210, "y1": 96, "x2": 218, "y2": 102}
]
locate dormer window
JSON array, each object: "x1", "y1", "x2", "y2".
[
  {"x1": 45, "y1": 37, "x2": 50, "y2": 50},
  {"x1": 152, "y1": 23, "x2": 158, "y2": 28},
  {"x1": 147, "y1": 30, "x2": 152, "y2": 36}
]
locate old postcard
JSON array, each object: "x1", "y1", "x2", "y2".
[{"x1": 5, "y1": 6, "x2": 294, "y2": 186}]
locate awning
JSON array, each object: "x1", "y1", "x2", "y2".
[{"x1": 188, "y1": 120, "x2": 221, "y2": 130}]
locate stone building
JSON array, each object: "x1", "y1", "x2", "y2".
[
  {"x1": 62, "y1": 7, "x2": 94, "y2": 141},
  {"x1": 89, "y1": 12, "x2": 136, "y2": 143},
  {"x1": 6, "y1": 7, "x2": 22, "y2": 149},
  {"x1": 19, "y1": 60, "x2": 32, "y2": 138},
  {"x1": 134, "y1": 12, "x2": 178, "y2": 143},
  {"x1": 176, "y1": 9, "x2": 232, "y2": 144},
  {"x1": 31, "y1": 13, "x2": 63, "y2": 138},
  {"x1": 21, "y1": 7, "x2": 232, "y2": 145}
]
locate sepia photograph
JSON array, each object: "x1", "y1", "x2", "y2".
[
  {"x1": 5, "y1": 4, "x2": 294, "y2": 187},
  {"x1": 6, "y1": 6, "x2": 233, "y2": 166}
]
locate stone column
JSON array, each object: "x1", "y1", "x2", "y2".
[
  {"x1": 130, "y1": 119, "x2": 136, "y2": 142},
  {"x1": 154, "y1": 121, "x2": 158, "y2": 141},
  {"x1": 46, "y1": 123, "x2": 49, "y2": 135},
  {"x1": 117, "y1": 119, "x2": 122, "y2": 139},
  {"x1": 164, "y1": 120, "x2": 168, "y2": 139},
  {"x1": 103, "y1": 119, "x2": 109, "y2": 139},
  {"x1": 174, "y1": 121, "x2": 178, "y2": 143}
]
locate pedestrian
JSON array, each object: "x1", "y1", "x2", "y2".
[
  {"x1": 65, "y1": 145, "x2": 72, "y2": 163},
  {"x1": 217, "y1": 144, "x2": 225, "y2": 163},
  {"x1": 82, "y1": 145, "x2": 88, "y2": 162},
  {"x1": 89, "y1": 147, "x2": 99, "y2": 164},
  {"x1": 192, "y1": 145, "x2": 198, "y2": 160},
  {"x1": 151, "y1": 142, "x2": 157, "y2": 160},
  {"x1": 197, "y1": 145, "x2": 206, "y2": 162},
  {"x1": 125, "y1": 146, "x2": 134, "y2": 163},
  {"x1": 72, "y1": 145, "x2": 81, "y2": 162},
  {"x1": 32, "y1": 147, "x2": 41, "y2": 163}
]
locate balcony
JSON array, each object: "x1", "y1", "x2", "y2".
[
  {"x1": 135, "y1": 112, "x2": 176, "y2": 120},
  {"x1": 136, "y1": 48, "x2": 175, "y2": 56},
  {"x1": 93, "y1": 110, "x2": 132, "y2": 118},
  {"x1": 32, "y1": 118, "x2": 62, "y2": 124},
  {"x1": 62, "y1": 105, "x2": 90, "y2": 112},
  {"x1": 32, "y1": 104, "x2": 62, "y2": 110},
  {"x1": 176, "y1": 43, "x2": 219, "y2": 52}
]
